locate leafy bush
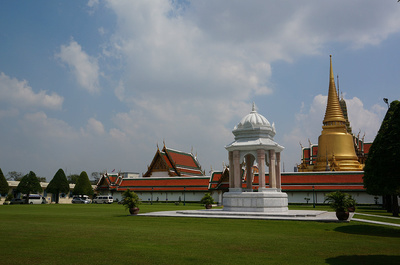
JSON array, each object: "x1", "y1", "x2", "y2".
[
  {"x1": 200, "y1": 193, "x2": 215, "y2": 205},
  {"x1": 324, "y1": 191, "x2": 354, "y2": 212},
  {"x1": 122, "y1": 189, "x2": 140, "y2": 210}
]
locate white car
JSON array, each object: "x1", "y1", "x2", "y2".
[{"x1": 93, "y1": 195, "x2": 113, "y2": 204}]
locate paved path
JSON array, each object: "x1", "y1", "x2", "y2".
[
  {"x1": 352, "y1": 213, "x2": 400, "y2": 227},
  {"x1": 140, "y1": 210, "x2": 400, "y2": 227}
]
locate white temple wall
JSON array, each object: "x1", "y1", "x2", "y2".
[
  {"x1": 285, "y1": 191, "x2": 382, "y2": 205},
  {"x1": 105, "y1": 190, "x2": 382, "y2": 205},
  {"x1": 105, "y1": 190, "x2": 222, "y2": 204}
]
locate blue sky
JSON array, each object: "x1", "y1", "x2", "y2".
[{"x1": 1, "y1": 1, "x2": 399, "y2": 180}]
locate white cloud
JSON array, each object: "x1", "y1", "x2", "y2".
[
  {"x1": 56, "y1": 40, "x2": 100, "y2": 94},
  {"x1": 0, "y1": 108, "x2": 19, "y2": 120},
  {"x1": 97, "y1": 0, "x2": 400, "y2": 171},
  {"x1": 22, "y1": 111, "x2": 79, "y2": 140},
  {"x1": 86, "y1": 118, "x2": 105, "y2": 135},
  {"x1": 346, "y1": 97, "x2": 386, "y2": 141},
  {"x1": 87, "y1": 0, "x2": 99, "y2": 8},
  {"x1": 0, "y1": 72, "x2": 63, "y2": 110}
]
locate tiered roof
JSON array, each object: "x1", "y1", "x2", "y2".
[
  {"x1": 96, "y1": 145, "x2": 208, "y2": 193},
  {"x1": 96, "y1": 173, "x2": 123, "y2": 191},
  {"x1": 143, "y1": 145, "x2": 204, "y2": 177}
]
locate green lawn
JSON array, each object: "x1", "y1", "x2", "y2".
[{"x1": 1, "y1": 203, "x2": 399, "y2": 265}]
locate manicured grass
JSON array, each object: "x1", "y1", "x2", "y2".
[{"x1": 1, "y1": 204, "x2": 399, "y2": 265}]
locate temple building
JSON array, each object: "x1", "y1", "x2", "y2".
[
  {"x1": 298, "y1": 55, "x2": 370, "y2": 172},
  {"x1": 96, "y1": 145, "x2": 212, "y2": 203}
]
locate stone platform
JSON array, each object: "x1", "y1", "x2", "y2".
[
  {"x1": 139, "y1": 209, "x2": 353, "y2": 222},
  {"x1": 223, "y1": 189, "x2": 288, "y2": 212}
]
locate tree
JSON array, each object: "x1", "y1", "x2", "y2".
[
  {"x1": 16, "y1": 171, "x2": 42, "y2": 204},
  {"x1": 46, "y1": 169, "x2": 70, "y2": 204},
  {"x1": 91, "y1": 172, "x2": 101, "y2": 183},
  {"x1": 73, "y1": 171, "x2": 94, "y2": 196},
  {"x1": 0, "y1": 168, "x2": 10, "y2": 196},
  {"x1": 37, "y1": 176, "x2": 47, "y2": 182},
  {"x1": 363, "y1": 100, "x2": 400, "y2": 216},
  {"x1": 6, "y1": 171, "x2": 23, "y2": 181},
  {"x1": 67, "y1": 174, "x2": 79, "y2": 184}
]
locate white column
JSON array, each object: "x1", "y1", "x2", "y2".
[
  {"x1": 269, "y1": 150, "x2": 276, "y2": 188},
  {"x1": 245, "y1": 154, "x2": 254, "y2": 191},
  {"x1": 257, "y1": 149, "x2": 266, "y2": 191},
  {"x1": 276, "y1": 152, "x2": 281, "y2": 190},
  {"x1": 228, "y1": 151, "x2": 234, "y2": 189},
  {"x1": 233, "y1": 150, "x2": 241, "y2": 190}
]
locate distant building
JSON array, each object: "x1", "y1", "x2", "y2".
[{"x1": 96, "y1": 145, "x2": 212, "y2": 203}]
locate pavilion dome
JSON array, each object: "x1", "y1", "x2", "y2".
[{"x1": 232, "y1": 103, "x2": 276, "y2": 140}]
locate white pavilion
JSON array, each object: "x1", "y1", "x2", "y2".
[{"x1": 224, "y1": 103, "x2": 288, "y2": 212}]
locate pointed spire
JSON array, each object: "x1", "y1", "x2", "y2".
[
  {"x1": 323, "y1": 55, "x2": 345, "y2": 125},
  {"x1": 251, "y1": 102, "x2": 256, "y2": 112}
]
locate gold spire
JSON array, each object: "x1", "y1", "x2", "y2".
[
  {"x1": 323, "y1": 55, "x2": 346, "y2": 125},
  {"x1": 312, "y1": 55, "x2": 362, "y2": 172}
]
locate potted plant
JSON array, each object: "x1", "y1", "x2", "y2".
[
  {"x1": 347, "y1": 195, "x2": 356, "y2": 212},
  {"x1": 324, "y1": 191, "x2": 353, "y2": 220},
  {"x1": 200, "y1": 193, "x2": 215, "y2": 209},
  {"x1": 122, "y1": 189, "x2": 141, "y2": 215}
]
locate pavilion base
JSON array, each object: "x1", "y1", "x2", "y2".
[{"x1": 223, "y1": 189, "x2": 288, "y2": 212}]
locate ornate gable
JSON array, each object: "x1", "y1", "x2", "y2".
[{"x1": 143, "y1": 148, "x2": 179, "y2": 177}]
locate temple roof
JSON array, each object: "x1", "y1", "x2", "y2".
[{"x1": 143, "y1": 145, "x2": 204, "y2": 177}]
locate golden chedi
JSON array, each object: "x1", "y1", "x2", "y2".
[{"x1": 313, "y1": 55, "x2": 363, "y2": 171}]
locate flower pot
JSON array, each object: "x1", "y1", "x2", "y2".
[
  {"x1": 336, "y1": 211, "x2": 349, "y2": 220},
  {"x1": 205, "y1": 204, "x2": 212, "y2": 209},
  {"x1": 129, "y1": 207, "x2": 140, "y2": 215}
]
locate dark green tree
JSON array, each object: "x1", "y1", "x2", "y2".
[
  {"x1": 363, "y1": 100, "x2": 400, "y2": 216},
  {"x1": 46, "y1": 169, "x2": 70, "y2": 204},
  {"x1": 16, "y1": 171, "x2": 42, "y2": 204},
  {"x1": 0, "y1": 168, "x2": 10, "y2": 196},
  {"x1": 73, "y1": 171, "x2": 94, "y2": 196}
]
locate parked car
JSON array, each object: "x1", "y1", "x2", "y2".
[
  {"x1": 9, "y1": 198, "x2": 25, "y2": 205},
  {"x1": 71, "y1": 197, "x2": 90, "y2": 204},
  {"x1": 22, "y1": 194, "x2": 46, "y2": 204},
  {"x1": 72, "y1": 195, "x2": 91, "y2": 203},
  {"x1": 92, "y1": 195, "x2": 113, "y2": 204}
]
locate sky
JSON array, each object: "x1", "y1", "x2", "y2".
[{"x1": 1, "y1": 1, "x2": 399, "y2": 180}]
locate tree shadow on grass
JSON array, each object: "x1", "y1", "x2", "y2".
[
  {"x1": 334, "y1": 224, "x2": 400, "y2": 238},
  {"x1": 326, "y1": 255, "x2": 400, "y2": 265}
]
